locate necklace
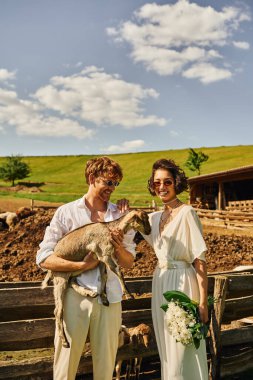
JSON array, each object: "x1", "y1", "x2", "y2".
[
  {"x1": 159, "y1": 198, "x2": 183, "y2": 233},
  {"x1": 163, "y1": 197, "x2": 182, "y2": 208}
]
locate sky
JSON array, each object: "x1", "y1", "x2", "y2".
[{"x1": 0, "y1": 0, "x2": 252, "y2": 156}]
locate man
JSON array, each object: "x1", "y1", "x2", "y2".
[{"x1": 36, "y1": 156, "x2": 135, "y2": 380}]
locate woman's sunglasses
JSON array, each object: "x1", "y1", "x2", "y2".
[{"x1": 153, "y1": 179, "x2": 174, "y2": 188}]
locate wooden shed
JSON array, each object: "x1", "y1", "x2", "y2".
[{"x1": 188, "y1": 165, "x2": 253, "y2": 210}]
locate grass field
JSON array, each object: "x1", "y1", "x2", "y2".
[{"x1": 0, "y1": 145, "x2": 252, "y2": 207}]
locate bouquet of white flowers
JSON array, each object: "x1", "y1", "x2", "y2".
[{"x1": 161, "y1": 290, "x2": 213, "y2": 349}]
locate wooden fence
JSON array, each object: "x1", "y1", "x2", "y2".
[
  {"x1": 0, "y1": 271, "x2": 253, "y2": 379},
  {"x1": 226, "y1": 200, "x2": 253, "y2": 212},
  {"x1": 195, "y1": 208, "x2": 253, "y2": 229}
]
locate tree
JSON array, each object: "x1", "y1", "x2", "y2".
[
  {"x1": 185, "y1": 148, "x2": 209, "y2": 175},
  {"x1": 0, "y1": 155, "x2": 31, "y2": 186}
]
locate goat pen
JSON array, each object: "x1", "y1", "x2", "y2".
[{"x1": 0, "y1": 272, "x2": 253, "y2": 379}]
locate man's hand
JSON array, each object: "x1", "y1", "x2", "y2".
[
  {"x1": 116, "y1": 198, "x2": 130, "y2": 213},
  {"x1": 82, "y1": 252, "x2": 99, "y2": 271}
]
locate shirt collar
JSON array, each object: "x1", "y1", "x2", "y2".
[{"x1": 77, "y1": 195, "x2": 117, "y2": 213}]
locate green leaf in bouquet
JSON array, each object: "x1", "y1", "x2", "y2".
[
  {"x1": 161, "y1": 303, "x2": 168, "y2": 312},
  {"x1": 207, "y1": 295, "x2": 216, "y2": 307},
  {"x1": 163, "y1": 290, "x2": 192, "y2": 304},
  {"x1": 201, "y1": 324, "x2": 209, "y2": 338},
  {"x1": 193, "y1": 337, "x2": 200, "y2": 350}
]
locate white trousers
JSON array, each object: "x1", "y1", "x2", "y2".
[{"x1": 54, "y1": 288, "x2": 122, "y2": 380}]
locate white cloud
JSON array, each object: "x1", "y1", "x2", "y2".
[
  {"x1": 108, "y1": 0, "x2": 250, "y2": 83},
  {"x1": 233, "y1": 41, "x2": 250, "y2": 50},
  {"x1": 0, "y1": 69, "x2": 16, "y2": 82},
  {"x1": 182, "y1": 63, "x2": 232, "y2": 84},
  {"x1": 0, "y1": 66, "x2": 165, "y2": 139},
  {"x1": 34, "y1": 66, "x2": 166, "y2": 128},
  {"x1": 0, "y1": 87, "x2": 94, "y2": 139},
  {"x1": 102, "y1": 139, "x2": 145, "y2": 153},
  {"x1": 169, "y1": 130, "x2": 180, "y2": 137}
]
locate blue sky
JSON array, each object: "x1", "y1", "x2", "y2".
[{"x1": 0, "y1": 0, "x2": 252, "y2": 156}]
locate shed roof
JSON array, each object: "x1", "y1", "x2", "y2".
[{"x1": 188, "y1": 165, "x2": 253, "y2": 184}]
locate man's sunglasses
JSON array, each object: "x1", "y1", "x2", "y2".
[
  {"x1": 101, "y1": 179, "x2": 120, "y2": 187},
  {"x1": 153, "y1": 179, "x2": 174, "y2": 187}
]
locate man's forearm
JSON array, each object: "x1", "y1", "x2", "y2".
[{"x1": 40, "y1": 253, "x2": 94, "y2": 272}]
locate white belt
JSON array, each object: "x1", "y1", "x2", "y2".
[{"x1": 157, "y1": 261, "x2": 191, "y2": 270}]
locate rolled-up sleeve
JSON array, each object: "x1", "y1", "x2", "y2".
[{"x1": 36, "y1": 208, "x2": 68, "y2": 266}]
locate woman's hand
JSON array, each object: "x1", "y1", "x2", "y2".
[
  {"x1": 109, "y1": 228, "x2": 134, "y2": 269},
  {"x1": 116, "y1": 198, "x2": 130, "y2": 213},
  {"x1": 198, "y1": 303, "x2": 209, "y2": 324},
  {"x1": 110, "y1": 228, "x2": 124, "y2": 255}
]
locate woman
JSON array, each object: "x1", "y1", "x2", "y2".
[{"x1": 144, "y1": 158, "x2": 208, "y2": 380}]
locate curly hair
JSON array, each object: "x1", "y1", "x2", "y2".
[
  {"x1": 84, "y1": 156, "x2": 123, "y2": 184},
  {"x1": 147, "y1": 158, "x2": 188, "y2": 196}
]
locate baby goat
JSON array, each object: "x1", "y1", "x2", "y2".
[
  {"x1": 41, "y1": 210, "x2": 151, "y2": 348},
  {"x1": 116, "y1": 323, "x2": 153, "y2": 380}
]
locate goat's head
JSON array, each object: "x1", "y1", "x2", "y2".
[
  {"x1": 125, "y1": 210, "x2": 151, "y2": 235},
  {"x1": 130, "y1": 323, "x2": 152, "y2": 348}
]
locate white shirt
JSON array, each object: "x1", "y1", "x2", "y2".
[{"x1": 36, "y1": 196, "x2": 136, "y2": 303}]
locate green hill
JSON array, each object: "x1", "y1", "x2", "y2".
[{"x1": 0, "y1": 145, "x2": 252, "y2": 207}]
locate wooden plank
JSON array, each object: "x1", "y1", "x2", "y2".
[
  {"x1": 0, "y1": 356, "x2": 54, "y2": 379},
  {"x1": 0, "y1": 297, "x2": 151, "y2": 323},
  {"x1": 1, "y1": 274, "x2": 253, "y2": 310},
  {"x1": 209, "y1": 274, "x2": 253, "y2": 298},
  {"x1": 0, "y1": 286, "x2": 54, "y2": 308},
  {"x1": 209, "y1": 275, "x2": 228, "y2": 380},
  {"x1": 0, "y1": 305, "x2": 54, "y2": 323},
  {"x1": 223, "y1": 295, "x2": 253, "y2": 322},
  {"x1": 0, "y1": 353, "x2": 93, "y2": 379},
  {"x1": 125, "y1": 278, "x2": 152, "y2": 294},
  {"x1": 221, "y1": 325, "x2": 253, "y2": 347},
  {"x1": 1, "y1": 293, "x2": 252, "y2": 351},
  {"x1": 0, "y1": 318, "x2": 55, "y2": 351},
  {"x1": 221, "y1": 348, "x2": 253, "y2": 378},
  {"x1": 0, "y1": 343, "x2": 159, "y2": 380},
  {"x1": 0, "y1": 309, "x2": 152, "y2": 351},
  {"x1": 0, "y1": 281, "x2": 42, "y2": 289},
  {"x1": 1, "y1": 275, "x2": 253, "y2": 323},
  {"x1": 122, "y1": 297, "x2": 151, "y2": 310},
  {"x1": 122, "y1": 309, "x2": 152, "y2": 326}
]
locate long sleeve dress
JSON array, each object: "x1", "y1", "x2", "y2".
[{"x1": 144, "y1": 205, "x2": 208, "y2": 380}]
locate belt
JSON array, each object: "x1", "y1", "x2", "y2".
[{"x1": 157, "y1": 260, "x2": 191, "y2": 270}]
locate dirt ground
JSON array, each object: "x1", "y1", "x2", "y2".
[{"x1": 0, "y1": 203, "x2": 253, "y2": 282}]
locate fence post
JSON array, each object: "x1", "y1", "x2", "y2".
[
  {"x1": 30, "y1": 198, "x2": 34, "y2": 210},
  {"x1": 151, "y1": 200, "x2": 157, "y2": 211},
  {"x1": 209, "y1": 275, "x2": 228, "y2": 380}
]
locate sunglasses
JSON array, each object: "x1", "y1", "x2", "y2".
[
  {"x1": 153, "y1": 179, "x2": 174, "y2": 188},
  {"x1": 100, "y1": 178, "x2": 120, "y2": 187}
]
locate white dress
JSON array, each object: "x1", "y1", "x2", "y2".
[{"x1": 144, "y1": 205, "x2": 208, "y2": 380}]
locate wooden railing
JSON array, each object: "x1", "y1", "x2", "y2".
[
  {"x1": 226, "y1": 200, "x2": 253, "y2": 212},
  {"x1": 194, "y1": 208, "x2": 253, "y2": 229},
  {"x1": 0, "y1": 272, "x2": 253, "y2": 379}
]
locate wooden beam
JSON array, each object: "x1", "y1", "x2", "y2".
[
  {"x1": 223, "y1": 295, "x2": 253, "y2": 322},
  {"x1": 221, "y1": 325, "x2": 253, "y2": 347},
  {"x1": 209, "y1": 275, "x2": 228, "y2": 380},
  {"x1": 221, "y1": 348, "x2": 253, "y2": 378},
  {"x1": 0, "y1": 309, "x2": 153, "y2": 351}
]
